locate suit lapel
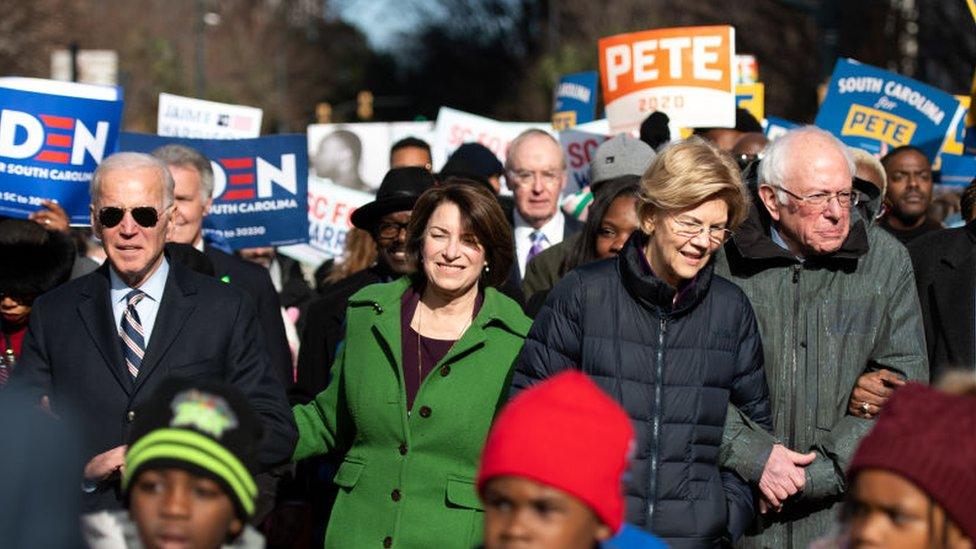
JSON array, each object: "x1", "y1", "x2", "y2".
[
  {"x1": 931, "y1": 237, "x2": 976, "y2": 367},
  {"x1": 133, "y1": 264, "x2": 196, "y2": 394},
  {"x1": 563, "y1": 214, "x2": 583, "y2": 240},
  {"x1": 77, "y1": 266, "x2": 131, "y2": 395}
]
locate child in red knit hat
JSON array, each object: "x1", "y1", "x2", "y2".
[
  {"x1": 476, "y1": 370, "x2": 664, "y2": 549},
  {"x1": 842, "y1": 382, "x2": 976, "y2": 549}
]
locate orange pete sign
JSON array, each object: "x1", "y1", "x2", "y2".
[{"x1": 599, "y1": 25, "x2": 736, "y2": 133}]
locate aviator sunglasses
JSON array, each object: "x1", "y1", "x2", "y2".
[{"x1": 97, "y1": 205, "x2": 166, "y2": 228}]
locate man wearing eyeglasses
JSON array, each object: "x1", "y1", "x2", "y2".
[
  {"x1": 713, "y1": 127, "x2": 928, "y2": 549},
  {"x1": 505, "y1": 129, "x2": 583, "y2": 281},
  {"x1": 9, "y1": 152, "x2": 297, "y2": 515}
]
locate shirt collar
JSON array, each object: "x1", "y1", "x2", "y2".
[
  {"x1": 109, "y1": 257, "x2": 170, "y2": 303},
  {"x1": 514, "y1": 209, "x2": 565, "y2": 243},
  {"x1": 769, "y1": 225, "x2": 804, "y2": 261}
]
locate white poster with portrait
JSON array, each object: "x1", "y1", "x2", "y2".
[{"x1": 306, "y1": 123, "x2": 391, "y2": 193}]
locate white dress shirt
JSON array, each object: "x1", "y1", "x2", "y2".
[
  {"x1": 514, "y1": 210, "x2": 566, "y2": 277},
  {"x1": 109, "y1": 258, "x2": 169, "y2": 345}
]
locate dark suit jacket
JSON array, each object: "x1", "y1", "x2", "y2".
[
  {"x1": 11, "y1": 260, "x2": 297, "y2": 512},
  {"x1": 506, "y1": 212, "x2": 584, "y2": 293},
  {"x1": 908, "y1": 222, "x2": 976, "y2": 380},
  {"x1": 205, "y1": 245, "x2": 293, "y2": 388}
]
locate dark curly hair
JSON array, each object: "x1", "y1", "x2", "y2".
[{"x1": 0, "y1": 218, "x2": 75, "y2": 299}]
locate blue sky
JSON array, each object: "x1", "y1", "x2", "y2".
[{"x1": 337, "y1": 0, "x2": 433, "y2": 50}]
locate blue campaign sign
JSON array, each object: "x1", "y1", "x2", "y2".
[
  {"x1": 552, "y1": 71, "x2": 599, "y2": 129},
  {"x1": 936, "y1": 98, "x2": 976, "y2": 186},
  {"x1": 814, "y1": 58, "x2": 959, "y2": 160},
  {"x1": 763, "y1": 116, "x2": 800, "y2": 140},
  {"x1": 118, "y1": 132, "x2": 309, "y2": 249},
  {"x1": 0, "y1": 87, "x2": 124, "y2": 224}
]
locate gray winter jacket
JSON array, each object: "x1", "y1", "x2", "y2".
[{"x1": 714, "y1": 197, "x2": 928, "y2": 549}]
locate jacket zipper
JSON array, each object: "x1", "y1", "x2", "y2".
[
  {"x1": 788, "y1": 265, "x2": 801, "y2": 545},
  {"x1": 788, "y1": 266, "x2": 800, "y2": 447},
  {"x1": 647, "y1": 316, "x2": 667, "y2": 525}
]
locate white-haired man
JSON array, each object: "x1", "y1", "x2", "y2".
[
  {"x1": 151, "y1": 144, "x2": 293, "y2": 388},
  {"x1": 715, "y1": 127, "x2": 928, "y2": 548},
  {"x1": 505, "y1": 129, "x2": 582, "y2": 281},
  {"x1": 11, "y1": 152, "x2": 296, "y2": 514}
]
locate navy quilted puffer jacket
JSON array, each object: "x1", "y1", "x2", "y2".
[{"x1": 512, "y1": 232, "x2": 773, "y2": 548}]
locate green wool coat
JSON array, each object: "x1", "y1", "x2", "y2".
[{"x1": 292, "y1": 277, "x2": 531, "y2": 549}]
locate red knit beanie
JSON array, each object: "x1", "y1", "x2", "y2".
[
  {"x1": 848, "y1": 383, "x2": 976, "y2": 539},
  {"x1": 477, "y1": 371, "x2": 634, "y2": 533}
]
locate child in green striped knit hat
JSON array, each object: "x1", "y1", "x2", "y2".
[{"x1": 122, "y1": 378, "x2": 264, "y2": 549}]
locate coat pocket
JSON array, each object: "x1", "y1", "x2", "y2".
[
  {"x1": 333, "y1": 458, "x2": 365, "y2": 490},
  {"x1": 445, "y1": 476, "x2": 483, "y2": 511},
  {"x1": 445, "y1": 475, "x2": 485, "y2": 548},
  {"x1": 168, "y1": 358, "x2": 217, "y2": 379}
]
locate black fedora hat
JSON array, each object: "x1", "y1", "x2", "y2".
[{"x1": 351, "y1": 167, "x2": 435, "y2": 232}]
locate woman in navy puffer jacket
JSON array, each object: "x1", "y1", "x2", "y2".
[{"x1": 512, "y1": 137, "x2": 773, "y2": 548}]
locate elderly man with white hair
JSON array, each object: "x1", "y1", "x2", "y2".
[
  {"x1": 11, "y1": 152, "x2": 296, "y2": 516},
  {"x1": 714, "y1": 127, "x2": 928, "y2": 549}
]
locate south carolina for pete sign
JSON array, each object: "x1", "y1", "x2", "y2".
[
  {"x1": 815, "y1": 58, "x2": 959, "y2": 160},
  {"x1": 599, "y1": 26, "x2": 736, "y2": 133}
]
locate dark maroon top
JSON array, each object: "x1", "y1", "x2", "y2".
[{"x1": 400, "y1": 285, "x2": 483, "y2": 410}]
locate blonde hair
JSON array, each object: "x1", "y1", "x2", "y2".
[
  {"x1": 637, "y1": 137, "x2": 749, "y2": 230},
  {"x1": 849, "y1": 147, "x2": 887, "y2": 196}
]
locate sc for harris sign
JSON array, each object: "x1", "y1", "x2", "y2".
[
  {"x1": 119, "y1": 132, "x2": 308, "y2": 249},
  {"x1": 815, "y1": 58, "x2": 959, "y2": 160},
  {"x1": 0, "y1": 80, "x2": 123, "y2": 224}
]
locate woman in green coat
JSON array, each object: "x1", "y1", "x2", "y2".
[{"x1": 292, "y1": 181, "x2": 531, "y2": 549}]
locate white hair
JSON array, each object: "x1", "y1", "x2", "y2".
[
  {"x1": 504, "y1": 128, "x2": 566, "y2": 172},
  {"x1": 151, "y1": 144, "x2": 215, "y2": 199},
  {"x1": 759, "y1": 126, "x2": 856, "y2": 205},
  {"x1": 90, "y1": 152, "x2": 175, "y2": 207}
]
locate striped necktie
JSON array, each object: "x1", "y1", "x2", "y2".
[
  {"x1": 120, "y1": 290, "x2": 147, "y2": 379},
  {"x1": 527, "y1": 230, "x2": 547, "y2": 263}
]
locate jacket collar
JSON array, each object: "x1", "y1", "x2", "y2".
[
  {"x1": 348, "y1": 276, "x2": 531, "y2": 341},
  {"x1": 941, "y1": 221, "x2": 976, "y2": 269},
  {"x1": 618, "y1": 231, "x2": 713, "y2": 318},
  {"x1": 77, "y1": 254, "x2": 198, "y2": 396},
  {"x1": 727, "y1": 191, "x2": 870, "y2": 268}
]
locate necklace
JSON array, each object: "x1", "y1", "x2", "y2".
[{"x1": 415, "y1": 300, "x2": 473, "y2": 382}]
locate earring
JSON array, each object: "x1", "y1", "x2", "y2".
[{"x1": 484, "y1": 262, "x2": 490, "y2": 273}]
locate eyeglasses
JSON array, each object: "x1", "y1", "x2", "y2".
[
  {"x1": 507, "y1": 169, "x2": 564, "y2": 188},
  {"x1": 97, "y1": 205, "x2": 166, "y2": 228},
  {"x1": 772, "y1": 185, "x2": 860, "y2": 208},
  {"x1": 735, "y1": 152, "x2": 763, "y2": 170},
  {"x1": 670, "y1": 216, "x2": 733, "y2": 246},
  {"x1": 376, "y1": 220, "x2": 410, "y2": 239}
]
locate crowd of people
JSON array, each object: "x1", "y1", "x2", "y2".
[{"x1": 1, "y1": 105, "x2": 975, "y2": 549}]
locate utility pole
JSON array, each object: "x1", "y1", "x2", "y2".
[{"x1": 195, "y1": 0, "x2": 206, "y2": 96}]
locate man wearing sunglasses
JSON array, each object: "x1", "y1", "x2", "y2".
[
  {"x1": 9, "y1": 152, "x2": 297, "y2": 516},
  {"x1": 711, "y1": 127, "x2": 928, "y2": 549},
  {"x1": 151, "y1": 144, "x2": 293, "y2": 393}
]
